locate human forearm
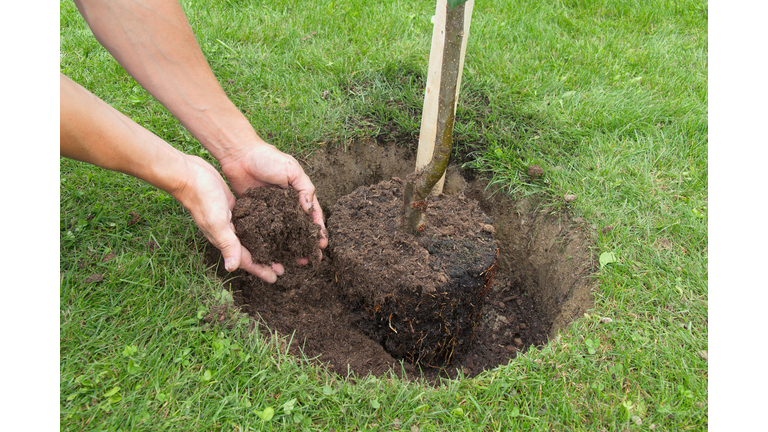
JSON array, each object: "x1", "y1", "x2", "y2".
[
  {"x1": 70, "y1": 0, "x2": 327, "y2": 251},
  {"x1": 60, "y1": 73, "x2": 188, "y2": 197},
  {"x1": 73, "y1": 0, "x2": 261, "y2": 164},
  {"x1": 61, "y1": 73, "x2": 287, "y2": 281}
]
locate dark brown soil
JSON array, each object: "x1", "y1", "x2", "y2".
[
  {"x1": 206, "y1": 140, "x2": 596, "y2": 383},
  {"x1": 232, "y1": 187, "x2": 321, "y2": 265},
  {"x1": 328, "y1": 178, "x2": 498, "y2": 367}
]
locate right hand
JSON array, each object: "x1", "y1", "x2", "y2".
[{"x1": 219, "y1": 142, "x2": 328, "y2": 257}]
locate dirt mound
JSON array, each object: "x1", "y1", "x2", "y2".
[
  {"x1": 207, "y1": 140, "x2": 595, "y2": 382},
  {"x1": 328, "y1": 178, "x2": 497, "y2": 366}
]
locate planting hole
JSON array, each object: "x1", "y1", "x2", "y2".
[{"x1": 207, "y1": 140, "x2": 595, "y2": 382}]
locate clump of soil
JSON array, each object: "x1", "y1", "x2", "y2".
[
  {"x1": 208, "y1": 140, "x2": 596, "y2": 383},
  {"x1": 328, "y1": 178, "x2": 497, "y2": 366},
  {"x1": 527, "y1": 164, "x2": 544, "y2": 179},
  {"x1": 232, "y1": 187, "x2": 321, "y2": 265}
]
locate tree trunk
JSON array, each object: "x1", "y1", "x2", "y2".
[{"x1": 403, "y1": 1, "x2": 466, "y2": 234}]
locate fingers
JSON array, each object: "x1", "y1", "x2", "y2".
[
  {"x1": 294, "y1": 178, "x2": 328, "y2": 250},
  {"x1": 206, "y1": 218, "x2": 247, "y2": 275},
  {"x1": 208, "y1": 228, "x2": 275, "y2": 282},
  {"x1": 221, "y1": 145, "x2": 328, "y2": 253},
  {"x1": 224, "y1": 220, "x2": 284, "y2": 282},
  {"x1": 271, "y1": 262, "x2": 285, "y2": 276},
  {"x1": 211, "y1": 222, "x2": 285, "y2": 283},
  {"x1": 220, "y1": 239, "x2": 241, "y2": 273},
  {"x1": 239, "y1": 261, "x2": 277, "y2": 284},
  {"x1": 216, "y1": 223, "x2": 285, "y2": 283},
  {"x1": 291, "y1": 174, "x2": 317, "y2": 213},
  {"x1": 234, "y1": 246, "x2": 285, "y2": 283},
  {"x1": 295, "y1": 246, "x2": 323, "y2": 266},
  {"x1": 223, "y1": 243, "x2": 285, "y2": 284},
  {"x1": 310, "y1": 193, "x2": 328, "y2": 249},
  {"x1": 177, "y1": 155, "x2": 289, "y2": 284}
]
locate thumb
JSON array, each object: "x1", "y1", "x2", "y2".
[{"x1": 215, "y1": 226, "x2": 242, "y2": 272}]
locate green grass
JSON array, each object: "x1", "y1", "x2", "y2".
[{"x1": 60, "y1": 0, "x2": 707, "y2": 430}]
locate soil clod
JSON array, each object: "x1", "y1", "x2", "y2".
[
  {"x1": 85, "y1": 273, "x2": 103, "y2": 284},
  {"x1": 527, "y1": 164, "x2": 544, "y2": 178}
]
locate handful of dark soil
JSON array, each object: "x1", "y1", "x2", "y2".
[{"x1": 232, "y1": 187, "x2": 321, "y2": 266}]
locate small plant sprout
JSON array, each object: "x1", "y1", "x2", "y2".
[
  {"x1": 585, "y1": 338, "x2": 599, "y2": 355},
  {"x1": 599, "y1": 251, "x2": 618, "y2": 268},
  {"x1": 255, "y1": 406, "x2": 275, "y2": 421}
]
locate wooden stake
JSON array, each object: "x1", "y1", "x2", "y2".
[
  {"x1": 403, "y1": 1, "x2": 470, "y2": 233},
  {"x1": 415, "y1": 0, "x2": 474, "y2": 195}
]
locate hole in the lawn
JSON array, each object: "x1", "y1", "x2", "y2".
[{"x1": 207, "y1": 140, "x2": 595, "y2": 383}]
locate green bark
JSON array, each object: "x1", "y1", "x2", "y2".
[{"x1": 403, "y1": 2, "x2": 465, "y2": 233}]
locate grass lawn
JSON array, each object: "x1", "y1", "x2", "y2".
[{"x1": 59, "y1": 0, "x2": 709, "y2": 430}]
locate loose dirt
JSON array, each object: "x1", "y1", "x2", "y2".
[
  {"x1": 232, "y1": 187, "x2": 321, "y2": 266},
  {"x1": 206, "y1": 139, "x2": 595, "y2": 382}
]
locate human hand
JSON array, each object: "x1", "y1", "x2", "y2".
[
  {"x1": 219, "y1": 142, "x2": 328, "y2": 259},
  {"x1": 172, "y1": 155, "x2": 285, "y2": 283}
]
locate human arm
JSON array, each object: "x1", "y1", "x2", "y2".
[
  {"x1": 72, "y1": 0, "x2": 327, "y2": 249},
  {"x1": 60, "y1": 73, "x2": 285, "y2": 283}
]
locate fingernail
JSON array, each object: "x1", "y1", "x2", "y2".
[{"x1": 224, "y1": 257, "x2": 237, "y2": 272}]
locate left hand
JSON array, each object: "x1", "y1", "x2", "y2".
[
  {"x1": 219, "y1": 142, "x2": 328, "y2": 256},
  {"x1": 172, "y1": 154, "x2": 285, "y2": 282}
]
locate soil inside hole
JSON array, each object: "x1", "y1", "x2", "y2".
[{"x1": 206, "y1": 139, "x2": 595, "y2": 382}]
